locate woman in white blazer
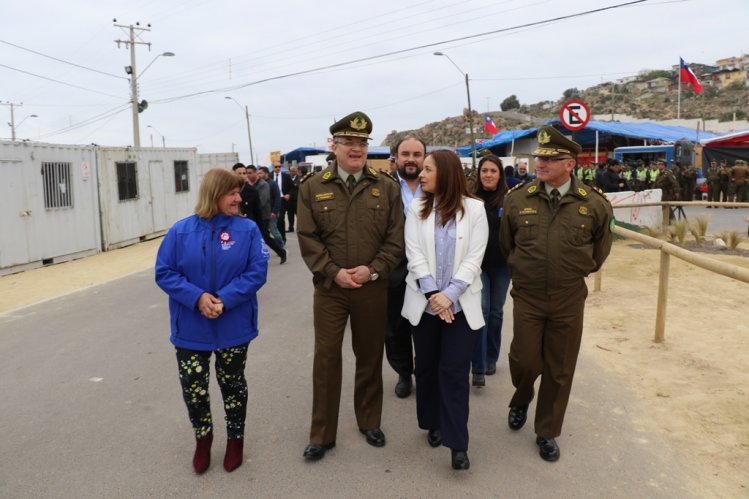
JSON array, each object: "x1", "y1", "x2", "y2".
[{"x1": 401, "y1": 150, "x2": 488, "y2": 470}]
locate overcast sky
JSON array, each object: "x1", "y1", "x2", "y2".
[{"x1": 2, "y1": 0, "x2": 746, "y2": 163}]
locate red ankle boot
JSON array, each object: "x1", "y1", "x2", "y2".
[
  {"x1": 193, "y1": 434, "x2": 213, "y2": 474},
  {"x1": 223, "y1": 438, "x2": 244, "y2": 472}
]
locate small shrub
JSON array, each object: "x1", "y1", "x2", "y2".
[
  {"x1": 668, "y1": 220, "x2": 689, "y2": 245},
  {"x1": 689, "y1": 215, "x2": 710, "y2": 245}
]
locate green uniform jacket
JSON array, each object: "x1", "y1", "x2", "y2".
[
  {"x1": 706, "y1": 166, "x2": 721, "y2": 185},
  {"x1": 500, "y1": 176, "x2": 613, "y2": 292},
  {"x1": 654, "y1": 169, "x2": 679, "y2": 201},
  {"x1": 297, "y1": 163, "x2": 405, "y2": 288}
]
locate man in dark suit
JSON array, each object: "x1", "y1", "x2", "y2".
[
  {"x1": 272, "y1": 161, "x2": 294, "y2": 243},
  {"x1": 287, "y1": 165, "x2": 301, "y2": 232}
]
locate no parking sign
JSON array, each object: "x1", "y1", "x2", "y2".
[{"x1": 559, "y1": 99, "x2": 590, "y2": 131}]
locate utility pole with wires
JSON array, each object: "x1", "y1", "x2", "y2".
[
  {"x1": 114, "y1": 20, "x2": 151, "y2": 148},
  {"x1": 1, "y1": 101, "x2": 20, "y2": 141}
]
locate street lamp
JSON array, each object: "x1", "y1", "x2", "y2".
[
  {"x1": 225, "y1": 96, "x2": 255, "y2": 165},
  {"x1": 434, "y1": 51, "x2": 477, "y2": 169},
  {"x1": 9, "y1": 114, "x2": 38, "y2": 141},
  {"x1": 128, "y1": 51, "x2": 175, "y2": 148},
  {"x1": 147, "y1": 124, "x2": 165, "y2": 148}
]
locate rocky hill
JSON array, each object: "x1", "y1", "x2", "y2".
[{"x1": 382, "y1": 69, "x2": 748, "y2": 148}]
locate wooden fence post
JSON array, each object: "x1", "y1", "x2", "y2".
[{"x1": 654, "y1": 250, "x2": 670, "y2": 342}]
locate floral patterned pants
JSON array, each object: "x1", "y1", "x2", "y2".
[{"x1": 175, "y1": 343, "x2": 249, "y2": 439}]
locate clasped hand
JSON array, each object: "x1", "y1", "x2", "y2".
[
  {"x1": 334, "y1": 266, "x2": 370, "y2": 288},
  {"x1": 429, "y1": 292, "x2": 454, "y2": 323},
  {"x1": 198, "y1": 292, "x2": 224, "y2": 319}
]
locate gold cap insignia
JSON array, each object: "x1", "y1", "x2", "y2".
[
  {"x1": 322, "y1": 171, "x2": 332, "y2": 180},
  {"x1": 527, "y1": 185, "x2": 537, "y2": 193},
  {"x1": 579, "y1": 206, "x2": 589, "y2": 215},
  {"x1": 371, "y1": 188, "x2": 380, "y2": 197},
  {"x1": 350, "y1": 114, "x2": 368, "y2": 131},
  {"x1": 538, "y1": 129, "x2": 551, "y2": 145}
]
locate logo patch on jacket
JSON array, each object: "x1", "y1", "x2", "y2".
[{"x1": 219, "y1": 231, "x2": 235, "y2": 250}]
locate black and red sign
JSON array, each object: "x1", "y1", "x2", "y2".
[{"x1": 559, "y1": 99, "x2": 590, "y2": 131}]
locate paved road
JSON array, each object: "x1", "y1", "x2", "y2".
[{"x1": 0, "y1": 235, "x2": 703, "y2": 498}]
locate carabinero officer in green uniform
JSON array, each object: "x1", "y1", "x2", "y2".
[
  {"x1": 500, "y1": 126, "x2": 614, "y2": 462},
  {"x1": 297, "y1": 111, "x2": 405, "y2": 461}
]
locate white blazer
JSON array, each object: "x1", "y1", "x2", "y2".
[{"x1": 401, "y1": 196, "x2": 489, "y2": 330}]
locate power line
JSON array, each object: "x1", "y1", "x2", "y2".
[
  {"x1": 37, "y1": 103, "x2": 131, "y2": 139},
  {"x1": 151, "y1": 0, "x2": 647, "y2": 105},
  {"x1": 0, "y1": 63, "x2": 125, "y2": 99},
  {"x1": 0, "y1": 39, "x2": 127, "y2": 80}
]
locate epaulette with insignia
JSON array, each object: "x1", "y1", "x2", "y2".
[
  {"x1": 300, "y1": 172, "x2": 315, "y2": 184},
  {"x1": 591, "y1": 186, "x2": 611, "y2": 202},
  {"x1": 382, "y1": 171, "x2": 398, "y2": 182},
  {"x1": 506, "y1": 181, "x2": 527, "y2": 196}
]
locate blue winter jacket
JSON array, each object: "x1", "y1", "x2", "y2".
[{"x1": 155, "y1": 213, "x2": 269, "y2": 351}]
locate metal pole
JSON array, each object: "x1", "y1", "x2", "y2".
[
  {"x1": 244, "y1": 105, "x2": 255, "y2": 165},
  {"x1": 129, "y1": 26, "x2": 141, "y2": 148},
  {"x1": 161, "y1": 135, "x2": 166, "y2": 148},
  {"x1": 677, "y1": 59, "x2": 682, "y2": 121},
  {"x1": 10, "y1": 102, "x2": 16, "y2": 142},
  {"x1": 465, "y1": 73, "x2": 476, "y2": 169}
]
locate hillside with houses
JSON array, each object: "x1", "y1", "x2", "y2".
[{"x1": 383, "y1": 54, "x2": 749, "y2": 148}]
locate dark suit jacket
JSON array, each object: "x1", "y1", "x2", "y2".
[{"x1": 239, "y1": 183, "x2": 262, "y2": 224}]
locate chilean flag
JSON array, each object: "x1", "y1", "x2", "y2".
[
  {"x1": 483, "y1": 115, "x2": 499, "y2": 135},
  {"x1": 680, "y1": 58, "x2": 703, "y2": 94}
]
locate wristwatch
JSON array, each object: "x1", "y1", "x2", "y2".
[{"x1": 367, "y1": 266, "x2": 379, "y2": 282}]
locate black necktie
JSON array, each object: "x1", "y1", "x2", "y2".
[
  {"x1": 550, "y1": 188, "x2": 560, "y2": 212},
  {"x1": 347, "y1": 175, "x2": 356, "y2": 193}
]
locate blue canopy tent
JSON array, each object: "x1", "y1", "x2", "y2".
[
  {"x1": 456, "y1": 128, "x2": 537, "y2": 156},
  {"x1": 281, "y1": 147, "x2": 327, "y2": 164},
  {"x1": 546, "y1": 120, "x2": 719, "y2": 145}
]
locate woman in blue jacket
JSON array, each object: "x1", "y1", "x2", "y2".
[{"x1": 155, "y1": 168, "x2": 269, "y2": 474}]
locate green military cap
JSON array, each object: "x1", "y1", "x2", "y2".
[
  {"x1": 330, "y1": 111, "x2": 373, "y2": 139},
  {"x1": 533, "y1": 125, "x2": 582, "y2": 158}
]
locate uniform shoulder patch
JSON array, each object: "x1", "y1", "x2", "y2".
[
  {"x1": 591, "y1": 186, "x2": 611, "y2": 203},
  {"x1": 506, "y1": 181, "x2": 527, "y2": 196},
  {"x1": 300, "y1": 172, "x2": 315, "y2": 184},
  {"x1": 381, "y1": 171, "x2": 398, "y2": 183}
]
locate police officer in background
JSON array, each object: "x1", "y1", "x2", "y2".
[
  {"x1": 500, "y1": 126, "x2": 613, "y2": 463},
  {"x1": 297, "y1": 112, "x2": 405, "y2": 461}
]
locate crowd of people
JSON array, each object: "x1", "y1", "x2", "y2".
[{"x1": 153, "y1": 115, "x2": 617, "y2": 475}]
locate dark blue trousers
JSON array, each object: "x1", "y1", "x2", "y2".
[{"x1": 412, "y1": 312, "x2": 478, "y2": 451}]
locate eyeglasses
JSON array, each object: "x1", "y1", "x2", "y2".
[
  {"x1": 335, "y1": 140, "x2": 369, "y2": 149},
  {"x1": 536, "y1": 156, "x2": 572, "y2": 163}
]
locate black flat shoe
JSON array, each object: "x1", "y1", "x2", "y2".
[
  {"x1": 394, "y1": 375, "x2": 412, "y2": 398},
  {"x1": 486, "y1": 362, "x2": 497, "y2": 375},
  {"x1": 280, "y1": 250, "x2": 287, "y2": 264},
  {"x1": 303, "y1": 442, "x2": 335, "y2": 461},
  {"x1": 536, "y1": 436, "x2": 560, "y2": 462},
  {"x1": 427, "y1": 429, "x2": 442, "y2": 448},
  {"x1": 472, "y1": 373, "x2": 485, "y2": 387},
  {"x1": 359, "y1": 428, "x2": 386, "y2": 447},
  {"x1": 451, "y1": 450, "x2": 470, "y2": 470},
  {"x1": 508, "y1": 405, "x2": 528, "y2": 431}
]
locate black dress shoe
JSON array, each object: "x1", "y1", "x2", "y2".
[
  {"x1": 451, "y1": 450, "x2": 470, "y2": 470},
  {"x1": 508, "y1": 405, "x2": 528, "y2": 431},
  {"x1": 280, "y1": 250, "x2": 287, "y2": 264},
  {"x1": 303, "y1": 442, "x2": 335, "y2": 461},
  {"x1": 359, "y1": 428, "x2": 386, "y2": 447},
  {"x1": 427, "y1": 429, "x2": 442, "y2": 448},
  {"x1": 472, "y1": 373, "x2": 485, "y2": 387},
  {"x1": 536, "y1": 436, "x2": 560, "y2": 462},
  {"x1": 394, "y1": 375, "x2": 412, "y2": 398},
  {"x1": 486, "y1": 362, "x2": 497, "y2": 375}
]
